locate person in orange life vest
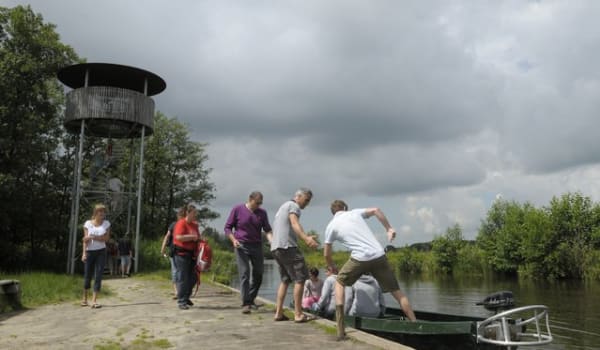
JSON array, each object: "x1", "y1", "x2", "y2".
[{"x1": 172, "y1": 203, "x2": 201, "y2": 310}]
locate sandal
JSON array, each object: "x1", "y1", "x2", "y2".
[
  {"x1": 294, "y1": 315, "x2": 316, "y2": 323},
  {"x1": 274, "y1": 314, "x2": 290, "y2": 321},
  {"x1": 80, "y1": 301, "x2": 88, "y2": 307},
  {"x1": 91, "y1": 303, "x2": 102, "y2": 309}
]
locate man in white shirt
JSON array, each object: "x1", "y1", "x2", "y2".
[
  {"x1": 324, "y1": 200, "x2": 416, "y2": 340},
  {"x1": 107, "y1": 177, "x2": 124, "y2": 212}
]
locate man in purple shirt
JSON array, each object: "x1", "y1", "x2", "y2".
[{"x1": 225, "y1": 191, "x2": 273, "y2": 314}]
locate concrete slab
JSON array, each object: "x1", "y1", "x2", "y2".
[{"x1": 0, "y1": 277, "x2": 413, "y2": 349}]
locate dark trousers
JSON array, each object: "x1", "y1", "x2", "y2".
[
  {"x1": 84, "y1": 248, "x2": 106, "y2": 292},
  {"x1": 235, "y1": 242, "x2": 264, "y2": 306},
  {"x1": 174, "y1": 253, "x2": 197, "y2": 305}
]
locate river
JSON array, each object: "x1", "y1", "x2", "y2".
[{"x1": 231, "y1": 260, "x2": 600, "y2": 349}]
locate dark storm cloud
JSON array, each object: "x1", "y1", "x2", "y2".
[{"x1": 7, "y1": 0, "x2": 600, "y2": 242}]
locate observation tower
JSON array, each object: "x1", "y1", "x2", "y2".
[{"x1": 58, "y1": 63, "x2": 166, "y2": 274}]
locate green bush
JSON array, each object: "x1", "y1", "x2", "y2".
[
  {"x1": 583, "y1": 249, "x2": 600, "y2": 281},
  {"x1": 1, "y1": 272, "x2": 86, "y2": 311},
  {"x1": 387, "y1": 248, "x2": 431, "y2": 275},
  {"x1": 138, "y1": 238, "x2": 171, "y2": 272},
  {"x1": 454, "y1": 244, "x2": 487, "y2": 275}
]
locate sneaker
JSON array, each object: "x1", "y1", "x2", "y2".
[
  {"x1": 242, "y1": 305, "x2": 251, "y2": 314},
  {"x1": 186, "y1": 300, "x2": 194, "y2": 306},
  {"x1": 178, "y1": 304, "x2": 189, "y2": 310}
]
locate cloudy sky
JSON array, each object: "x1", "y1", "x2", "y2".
[{"x1": 7, "y1": 0, "x2": 600, "y2": 246}]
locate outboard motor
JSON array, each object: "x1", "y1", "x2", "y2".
[{"x1": 477, "y1": 290, "x2": 514, "y2": 314}]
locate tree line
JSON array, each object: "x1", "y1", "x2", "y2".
[
  {"x1": 0, "y1": 5, "x2": 217, "y2": 272},
  {"x1": 386, "y1": 192, "x2": 600, "y2": 281}
]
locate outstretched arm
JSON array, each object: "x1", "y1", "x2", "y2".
[
  {"x1": 364, "y1": 207, "x2": 396, "y2": 242},
  {"x1": 290, "y1": 213, "x2": 318, "y2": 248}
]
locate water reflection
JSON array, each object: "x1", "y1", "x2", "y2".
[{"x1": 231, "y1": 260, "x2": 600, "y2": 350}]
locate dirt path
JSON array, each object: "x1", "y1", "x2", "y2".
[{"x1": 0, "y1": 277, "x2": 408, "y2": 349}]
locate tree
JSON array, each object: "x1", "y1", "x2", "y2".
[
  {"x1": 121, "y1": 112, "x2": 218, "y2": 238},
  {"x1": 543, "y1": 193, "x2": 599, "y2": 279},
  {"x1": 432, "y1": 223, "x2": 464, "y2": 273},
  {"x1": 477, "y1": 200, "x2": 524, "y2": 275},
  {"x1": 0, "y1": 5, "x2": 79, "y2": 270}
]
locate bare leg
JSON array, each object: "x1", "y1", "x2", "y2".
[
  {"x1": 92, "y1": 291, "x2": 98, "y2": 305},
  {"x1": 335, "y1": 281, "x2": 346, "y2": 339},
  {"x1": 274, "y1": 281, "x2": 289, "y2": 319},
  {"x1": 293, "y1": 281, "x2": 304, "y2": 320},
  {"x1": 391, "y1": 289, "x2": 416, "y2": 321}
]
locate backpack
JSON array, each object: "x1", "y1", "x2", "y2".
[
  {"x1": 193, "y1": 239, "x2": 212, "y2": 297},
  {"x1": 195, "y1": 239, "x2": 212, "y2": 272}
]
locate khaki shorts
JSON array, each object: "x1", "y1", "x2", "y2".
[
  {"x1": 272, "y1": 247, "x2": 308, "y2": 283},
  {"x1": 336, "y1": 255, "x2": 399, "y2": 293}
]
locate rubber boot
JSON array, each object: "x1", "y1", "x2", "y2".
[{"x1": 335, "y1": 304, "x2": 346, "y2": 341}]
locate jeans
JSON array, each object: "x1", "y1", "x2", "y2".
[
  {"x1": 169, "y1": 257, "x2": 177, "y2": 282},
  {"x1": 84, "y1": 248, "x2": 106, "y2": 292},
  {"x1": 235, "y1": 242, "x2": 264, "y2": 306},
  {"x1": 174, "y1": 253, "x2": 197, "y2": 305}
]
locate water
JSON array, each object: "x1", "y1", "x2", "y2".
[{"x1": 231, "y1": 260, "x2": 600, "y2": 349}]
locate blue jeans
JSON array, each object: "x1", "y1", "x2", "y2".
[
  {"x1": 174, "y1": 253, "x2": 197, "y2": 305},
  {"x1": 84, "y1": 248, "x2": 106, "y2": 292},
  {"x1": 235, "y1": 242, "x2": 264, "y2": 306},
  {"x1": 169, "y1": 257, "x2": 177, "y2": 282}
]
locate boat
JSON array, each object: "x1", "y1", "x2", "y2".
[{"x1": 335, "y1": 291, "x2": 553, "y2": 349}]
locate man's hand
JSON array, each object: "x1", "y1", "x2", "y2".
[
  {"x1": 387, "y1": 227, "x2": 396, "y2": 242},
  {"x1": 304, "y1": 235, "x2": 318, "y2": 249}
]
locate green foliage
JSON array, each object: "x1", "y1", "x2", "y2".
[
  {"x1": 209, "y1": 246, "x2": 236, "y2": 285},
  {"x1": 0, "y1": 5, "x2": 79, "y2": 270},
  {"x1": 431, "y1": 223, "x2": 465, "y2": 273},
  {"x1": 387, "y1": 247, "x2": 431, "y2": 274},
  {"x1": 477, "y1": 193, "x2": 600, "y2": 280},
  {"x1": 0, "y1": 271, "x2": 88, "y2": 310},
  {"x1": 583, "y1": 249, "x2": 600, "y2": 281},
  {"x1": 303, "y1": 248, "x2": 349, "y2": 269},
  {"x1": 111, "y1": 112, "x2": 219, "y2": 238},
  {"x1": 137, "y1": 238, "x2": 171, "y2": 272},
  {"x1": 454, "y1": 243, "x2": 487, "y2": 275}
]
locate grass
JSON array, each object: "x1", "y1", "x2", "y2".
[{"x1": 1, "y1": 271, "x2": 114, "y2": 310}]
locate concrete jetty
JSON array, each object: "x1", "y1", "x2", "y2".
[{"x1": 0, "y1": 277, "x2": 413, "y2": 349}]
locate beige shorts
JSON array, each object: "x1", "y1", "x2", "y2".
[{"x1": 336, "y1": 255, "x2": 399, "y2": 293}]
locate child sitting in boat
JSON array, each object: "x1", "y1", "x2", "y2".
[
  {"x1": 311, "y1": 266, "x2": 352, "y2": 317},
  {"x1": 347, "y1": 274, "x2": 386, "y2": 318},
  {"x1": 302, "y1": 267, "x2": 324, "y2": 309}
]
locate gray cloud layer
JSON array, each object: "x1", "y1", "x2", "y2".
[{"x1": 7, "y1": 0, "x2": 600, "y2": 243}]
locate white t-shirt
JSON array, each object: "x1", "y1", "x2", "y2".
[
  {"x1": 84, "y1": 220, "x2": 111, "y2": 251},
  {"x1": 107, "y1": 178, "x2": 124, "y2": 192},
  {"x1": 324, "y1": 209, "x2": 385, "y2": 261}
]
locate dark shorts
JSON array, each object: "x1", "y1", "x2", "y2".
[
  {"x1": 336, "y1": 255, "x2": 399, "y2": 293},
  {"x1": 272, "y1": 247, "x2": 308, "y2": 284}
]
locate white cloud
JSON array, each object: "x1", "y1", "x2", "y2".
[{"x1": 6, "y1": 0, "x2": 600, "y2": 244}]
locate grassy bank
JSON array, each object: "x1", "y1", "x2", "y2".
[{"x1": 0, "y1": 272, "x2": 94, "y2": 311}]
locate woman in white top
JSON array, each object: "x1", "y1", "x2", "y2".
[{"x1": 81, "y1": 203, "x2": 111, "y2": 308}]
